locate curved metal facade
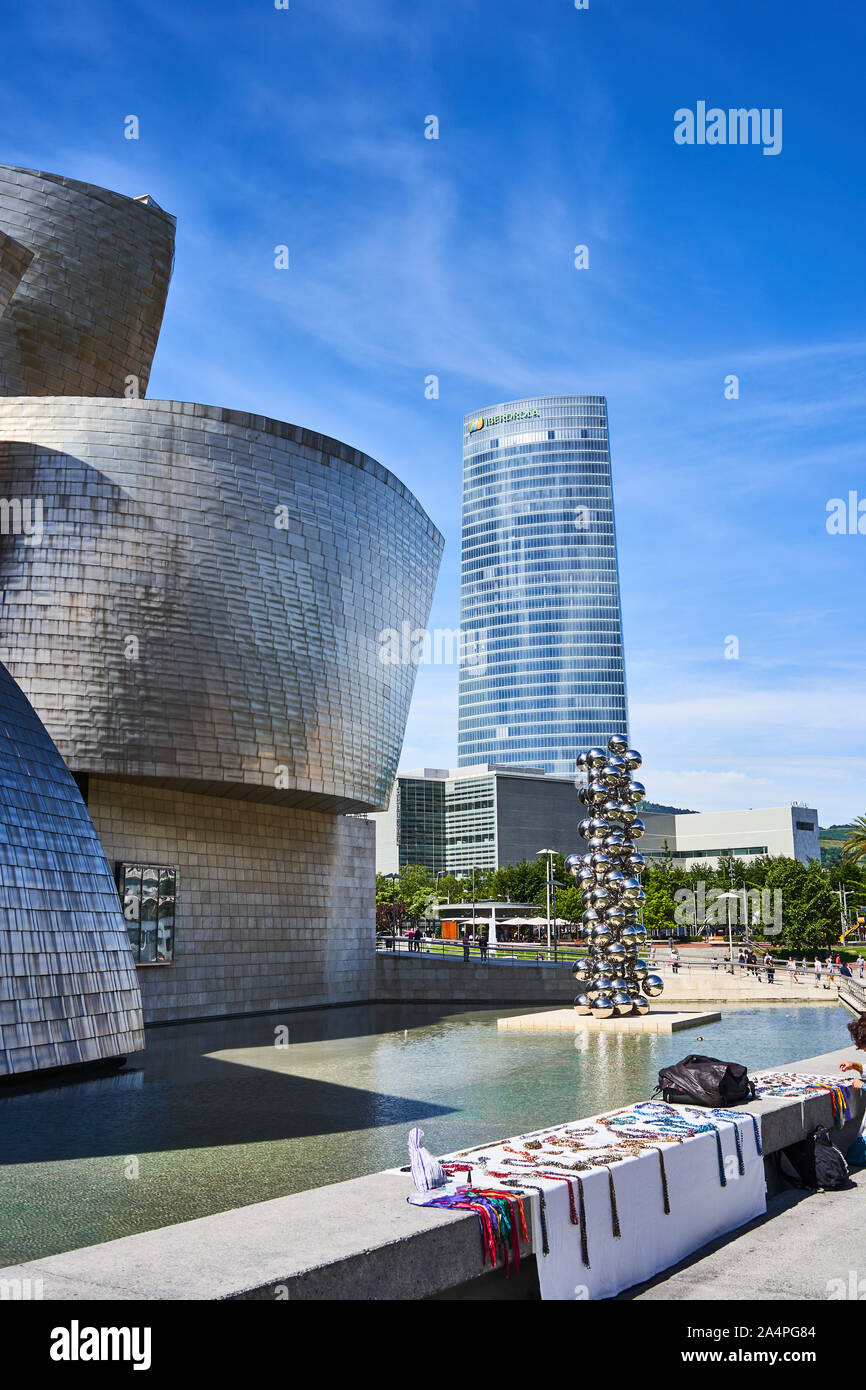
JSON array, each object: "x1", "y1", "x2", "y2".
[
  {"x1": 0, "y1": 165, "x2": 175, "y2": 398},
  {"x1": 0, "y1": 661, "x2": 144, "y2": 1077},
  {"x1": 459, "y1": 394, "x2": 628, "y2": 777},
  {"x1": 0, "y1": 398, "x2": 443, "y2": 813}
]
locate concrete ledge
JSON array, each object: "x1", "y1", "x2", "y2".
[
  {"x1": 1, "y1": 1047, "x2": 861, "y2": 1301},
  {"x1": 498, "y1": 1008, "x2": 722, "y2": 1034}
]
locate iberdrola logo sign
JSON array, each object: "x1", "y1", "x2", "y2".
[{"x1": 468, "y1": 408, "x2": 540, "y2": 434}]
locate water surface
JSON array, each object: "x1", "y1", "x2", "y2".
[{"x1": 0, "y1": 1001, "x2": 849, "y2": 1263}]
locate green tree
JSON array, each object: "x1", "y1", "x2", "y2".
[
  {"x1": 642, "y1": 881, "x2": 678, "y2": 936},
  {"x1": 762, "y1": 858, "x2": 840, "y2": 953},
  {"x1": 842, "y1": 817, "x2": 866, "y2": 867},
  {"x1": 556, "y1": 885, "x2": 585, "y2": 925}
]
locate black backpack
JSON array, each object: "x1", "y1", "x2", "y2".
[
  {"x1": 655, "y1": 1054, "x2": 756, "y2": 1107},
  {"x1": 777, "y1": 1126, "x2": 850, "y2": 1192}
]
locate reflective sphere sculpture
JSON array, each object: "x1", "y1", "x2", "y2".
[
  {"x1": 567, "y1": 743, "x2": 662, "y2": 1020},
  {"x1": 574, "y1": 994, "x2": 592, "y2": 1015},
  {"x1": 591, "y1": 994, "x2": 616, "y2": 1019}
]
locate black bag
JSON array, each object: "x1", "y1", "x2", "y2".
[
  {"x1": 778, "y1": 1126, "x2": 850, "y2": 1191},
  {"x1": 655, "y1": 1054, "x2": 755, "y2": 1107}
]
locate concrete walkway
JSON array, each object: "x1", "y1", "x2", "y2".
[{"x1": 623, "y1": 1178, "x2": 865, "y2": 1301}]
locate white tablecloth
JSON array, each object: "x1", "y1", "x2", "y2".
[{"x1": 438, "y1": 1106, "x2": 766, "y2": 1300}]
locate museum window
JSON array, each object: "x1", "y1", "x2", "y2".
[{"x1": 117, "y1": 863, "x2": 177, "y2": 964}]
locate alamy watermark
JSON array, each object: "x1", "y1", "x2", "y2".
[
  {"x1": 675, "y1": 883, "x2": 783, "y2": 935},
  {"x1": 378, "y1": 622, "x2": 487, "y2": 674},
  {"x1": 0, "y1": 496, "x2": 43, "y2": 545},
  {"x1": 674, "y1": 103, "x2": 782, "y2": 156}
]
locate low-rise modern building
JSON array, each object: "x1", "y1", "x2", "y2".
[
  {"x1": 373, "y1": 764, "x2": 581, "y2": 875},
  {"x1": 641, "y1": 806, "x2": 821, "y2": 868},
  {"x1": 0, "y1": 164, "x2": 443, "y2": 1035}
]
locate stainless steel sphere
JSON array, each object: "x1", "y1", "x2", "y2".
[
  {"x1": 642, "y1": 974, "x2": 665, "y2": 997},
  {"x1": 588, "y1": 887, "x2": 610, "y2": 907},
  {"x1": 626, "y1": 852, "x2": 646, "y2": 872},
  {"x1": 623, "y1": 749, "x2": 642, "y2": 772},
  {"x1": 632, "y1": 995, "x2": 650, "y2": 1015},
  {"x1": 618, "y1": 806, "x2": 638, "y2": 827},
  {"x1": 588, "y1": 782, "x2": 609, "y2": 806},
  {"x1": 609, "y1": 976, "x2": 630, "y2": 994},
  {"x1": 626, "y1": 779, "x2": 646, "y2": 806},
  {"x1": 576, "y1": 751, "x2": 589, "y2": 773},
  {"x1": 605, "y1": 942, "x2": 627, "y2": 966},
  {"x1": 587, "y1": 747, "x2": 608, "y2": 770},
  {"x1": 574, "y1": 994, "x2": 592, "y2": 1015},
  {"x1": 630, "y1": 817, "x2": 646, "y2": 839},
  {"x1": 589, "y1": 922, "x2": 613, "y2": 948},
  {"x1": 603, "y1": 905, "x2": 626, "y2": 926},
  {"x1": 612, "y1": 991, "x2": 634, "y2": 1017},
  {"x1": 607, "y1": 734, "x2": 628, "y2": 754},
  {"x1": 590, "y1": 972, "x2": 615, "y2": 993},
  {"x1": 590, "y1": 994, "x2": 615, "y2": 1019},
  {"x1": 571, "y1": 959, "x2": 591, "y2": 983},
  {"x1": 578, "y1": 786, "x2": 591, "y2": 806},
  {"x1": 619, "y1": 923, "x2": 639, "y2": 945},
  {"x1": 565, "y1": 853, "x2": 583, "y2": 876},
  {"x1": 604, "y1": 868, "x2": 625, "y2": 890}
]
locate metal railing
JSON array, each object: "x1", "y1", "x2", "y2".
[{"x1": 839, "y1": 977, "x2": 866, "y2": 1016}]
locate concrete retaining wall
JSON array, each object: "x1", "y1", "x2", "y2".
[{"x1": 375, "y1": 954, "x2": 835, "y2": 1007}]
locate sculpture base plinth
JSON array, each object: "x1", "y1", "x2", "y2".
[{"x1": 497, "y1": 1007, "x2": 721, "y2": 1034}]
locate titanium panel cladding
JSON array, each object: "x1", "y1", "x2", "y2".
[
  {"x1": 0, "y1": 165, "x2": 175, "y2": 398},
  {"x1": 0, "y1": 661, "x2": 144, "y2": 1077},
  {"x1": 0, "y1": 399, "x2": 443, "y2": 813}
]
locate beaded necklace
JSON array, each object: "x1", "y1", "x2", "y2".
[{"x1": 491, "y1": 1175, "x2": 550, "y2": 1256}]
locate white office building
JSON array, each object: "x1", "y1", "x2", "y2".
[{"x1": 641, "y1": 805, "x2": 821, "y2": 868}]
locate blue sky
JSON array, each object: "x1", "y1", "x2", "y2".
[{"x1": 3, "y1": 0, "x2": 864, "y2": 822}]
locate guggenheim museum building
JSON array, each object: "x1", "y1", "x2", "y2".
[{"x1": 0, "y1": 164, "x2": 442, "y2": 1073}]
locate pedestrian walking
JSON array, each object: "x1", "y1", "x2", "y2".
[
  {"x1": 858, "y1": 957, "x2": 864, "y2": 980},
  {"x1": 669, "y1": 945, "x2": 679, "y2": 974},
  {"x1": 478, "y1": 930, "x2": 488, "y2": 961},
  {"x1": 787, "y1": 956, "x2": 798, "y2": 984},
  {"x1": 462, "y1": 930, "x2": 471, "y2": 963},
  {"x1": 815, "y1": 957, "x2": 822, "y2": 987}
]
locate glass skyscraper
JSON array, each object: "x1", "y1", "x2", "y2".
[{"x1": 458, "y1": 394, "x2": 628, "y2": 777}]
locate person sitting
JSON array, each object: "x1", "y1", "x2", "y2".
[{"x1": 840, "y1": 1013, "x2": 866, "y2": 1089}]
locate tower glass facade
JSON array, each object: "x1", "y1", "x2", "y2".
[{"x1": 458, "y1": 395, "x2": 628, "y2": 777}]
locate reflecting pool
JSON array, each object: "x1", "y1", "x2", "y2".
[{"x1": 0, "y1": 1001, "x2": 850, "y2": 1263}]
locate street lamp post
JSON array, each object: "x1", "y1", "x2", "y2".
[
  {"x1": 384, "y1": 872, "x2": 399, "y2": 949},
  {"x1": 537, "y1": 849, "x2": 556, "y2": 959}
]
